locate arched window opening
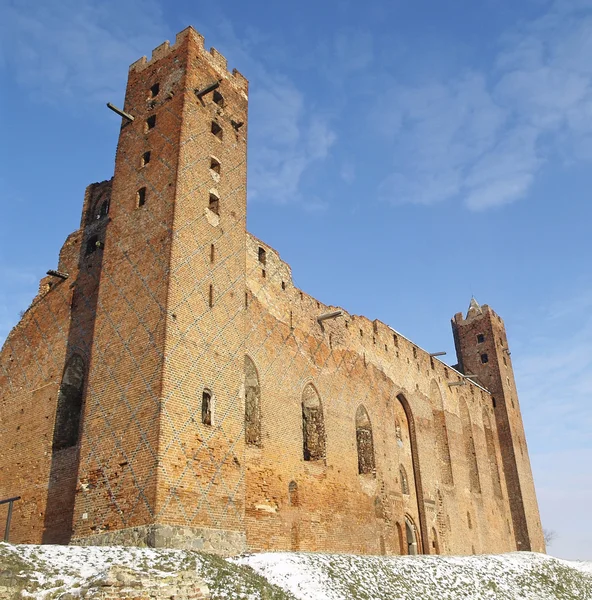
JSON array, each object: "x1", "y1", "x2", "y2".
[
  {"x1": 98, "y1": 199, "x2": 110, "y2": 218},
  {"x1": 355, "y1": 405, "x2": 375, "y2": 475},
  {"x1": 460, "y1": 399, "x2": 481, "y2": 493},
  {"x1": 483, "y1": 408, "x2": 503, "y2": 498},
  {"x1": 431, "y1": 528, "x2": 440, "y2": 554},
  {"x1": 400, "y1": 464, "x2": 409, "y2": 495},
  {"x1": 431, "y1": 380, "x2": 453, "y2": 485},
  {"x1": 302, "y1": 384, "x2": 326, "y2": 461},
  {"x1": 209, "y1": 192, "x2": 220, "y2": 215},
  {"x1": 405, "y1": 516, "x2": 419, "y2": 555},
  {"x1": 288, "y1": 481, "x2": 299, "y2": 507},
  {"x1": 52, "y1": 354, "x2": 85, "y2": 450},
  {"x1": 201, "y1": 389, "x2": 212, "y2": 426},
  {"x1": 244, "y1": 356, "x2": 261, "y2": 446}
]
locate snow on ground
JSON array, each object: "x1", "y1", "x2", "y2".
[{"x1": 1, "y1": 542, "x2": 592, "y2": 600}]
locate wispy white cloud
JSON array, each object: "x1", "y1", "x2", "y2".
[
  {"x1": 206, "y1": 20, "x2": 338, "y2": 207},
  {"x1": 0, "y1": 0, "x2": 165, "y2": 107},
  {"x1": 378, "y1": 1, "x2": 592, "y2": 210}
]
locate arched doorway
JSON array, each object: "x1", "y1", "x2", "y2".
[{"x1": 405, "y1": 515, "x2": 419, "y2": 555}]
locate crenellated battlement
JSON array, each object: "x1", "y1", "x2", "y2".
[{"x1": 129, "y1": 26, "x2": 248, "y2": 92}]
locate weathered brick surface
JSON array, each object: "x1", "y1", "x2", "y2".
[{"x1": 0, "y1": 26, "x2": 543, "y2": 557}]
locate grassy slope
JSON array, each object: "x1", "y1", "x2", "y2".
[{"x1": 1, "y1": 543, "x2": 591, "y2": 600}]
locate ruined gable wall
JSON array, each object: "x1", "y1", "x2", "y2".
[
  {"x1": 0, "y1": 180, "x2": 111, "y2": 543},
  {"x1": 243, "y1": 234, "x2": 516, "y2": 555}
]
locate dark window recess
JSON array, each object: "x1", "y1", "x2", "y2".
[
  {"x1": 150, "y1": 83, "x2": 160, "y2": 98},
  {"x1": 86, "y1": 235, "x2": 99, "y2": 256},
  {"x1": 52, "y1": 354, "x2": 85, "y2": 450},
  {"x1": 281, "y1": 281, "x2": 286, "y2": 290},
  {"x1": 258, "y1": 247, "x2": 266, "y2": 265},
  {"x1": 477, "y1": 334, "x2": 485, "y2": 343},
  {"x1": 245, "y1": 356, "x2": 262, "y2": 446},
  {"x1": 413, "y1": 347, "x2": 417, "y2": 359},
  {"x1": 141, "y1": 151, "x2": 151, "y2": 166},
  {"x1": 209, "y1": 284, "x2": 214, "y2": 308},
  {"x1": 211, "y1": 121, "x2": 223, "y2": 139},
  {"x1": 210, "y1": 157, "x2": 221, "y2": 174},
  {"x1": 288, "y1": 481, "x2": 299, "y2": 506},
  {"x1": 262, "y1": 269, "x2": 266, "y2": 278},
  {"x1": 393, "y1": 334, "x2": 399, "y2": 347},
  {"x1": 201, "y1": 390, "x2": 212, "y2": 425},
  {"x1": 99, "y1": 200, "x2": 110, "y2": 218},
  {"x1": 146, "y1": 115, "x2": 156, "y2": 131},
  {"x1": 210, "y1": 244, "x2": 215, "y2": 264},
  {"x1": 137, "y1": 187, "x2": 147, "y2": 207},
  {"x1": 213, "y1": 90, "x2": 224, "y2": 106},
  {"x1": 209, "y1": 193, "x2": 219, "y2": 215},
  {"x1": 503, "y1": 356, "x2": 507, "y2": 365},
  {"x1": 492, "y1": 397, "x2": 497, "y2": 409},
  {"x1": 302, "y1": 385, "x2": 326, "y2": 461},
  {"x1": 481, "y1": 353, "x2": 489, "y2": 364},
  {"x1": 356, "y1": 405, "x2": 375, "y2": 475}
]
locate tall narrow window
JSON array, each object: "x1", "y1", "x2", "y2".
[
  {"x1": 137, "y1": 187, "x2": 147, "y2": 207},
  {"x1": 211, "y1": 121, "x2": 223, "y2": 139},
  {"x1": 99, "y1": 200, "x2": 110, "y2": 218},
  {"x1": 145, "y1": 115, "x2": 156, "y2": 131},
  {"x1": 201, "y1": 389, "x2": 212, "y2": 425},
  {"x1": 149, "y1": 82, "x2": 160, "y2": 98},
  {"x1": 141, "y1": 151, "x2": 151, "y2": 167},
  {"x1": 477, "y1": 334, "x2": 485, "y2": 343},
  {"x1": 210, "y1": 244, "x2": 215, "y2": 264},
  {"x1": 210, "y1": 157, "x2": 221, "y2": 174},
  {"x1": 52, "y1": 354, "x2": 85, "y2": 450},
  {"x1": 483, "y1": 408, "x2": 503, "y2": 497},
  {"x1": 400, "y1": 464, "x2": 409, "y2": 495},
  {"x1": 258, "y1": 247, "x2": 266, "y2": 265},
  {"x1": 460, "y1": 399, "x2": 481, "y2": 493},
  {"x1": 208, "y1": 284, "x2": 214, "y2": 308},
  {"x1": 244, "y1": 356, "x2": 261, "y2": 446},
  {"x1": 302, "y1": 384, "x2": 326, "y2": 461},
  {"x1": 431, "y1": 380, "x2": 453, "y2": 485},
  {"x1": 481, "y1": 353, "x2": 489, "y2": 363},
  {"x1": 356, "y1": 405, "x2": 375, "y2": 475},
  {"x1": 288, "y1": 481, "x2": 299, "y2": 506},
  {"x1": 209, "y1": 193, "x2": 220, "y2": 215}
]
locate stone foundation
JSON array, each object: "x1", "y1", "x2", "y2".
[{"x1": 72, "y1": 525, "x2": 247, "y2": 556}]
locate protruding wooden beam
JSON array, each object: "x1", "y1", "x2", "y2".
[
  {"x1": 317, "y1": 310, "x2": 343, "y2": 323},
  {"x1": 106, "y1": 102, "x2": 135, "y2": 122},
  {"x1": 46, "y1": 269, "x2": 69, "y2": 280},
  {"x1": 195, "y1": 80, "x2": 220, "y2": 99}
]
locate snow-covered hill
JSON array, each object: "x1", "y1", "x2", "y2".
[{"x1": 1, "y1": 542, "x2": 591, "y2": 599}]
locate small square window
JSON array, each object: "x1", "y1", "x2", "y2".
[
  {"x1": 145, "y1": 115, "x2": 156, "y2": 131},
  {"x1": 477, "y1": 334, "x2": 485, "y2": 343},
  {"x1": 213, "y1": 90, "x2": 224, "y2": 106},
  {"x1": 149, "y1": 83, "x2": 160, "y2": 98},
  {"x1": 141, "y1": 151, "x2": 151, "y2": 167},
  {"x1": 481, "y1": 353, "x2": 489, "y2": 364},
  {"x1": 211, "y1": 121, "x2": 223, "y2": 139}
]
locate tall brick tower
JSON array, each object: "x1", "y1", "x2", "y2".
[
  {"x1": 71, "y1": 27, "x2": 249, "y2": 553},
  {"x1": 452, "y1": 299, "x2": 545, "y2": 552}
]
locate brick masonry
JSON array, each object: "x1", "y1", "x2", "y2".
[{"x1": 0, "y1": 26, "x2": 545, "y2": 556}]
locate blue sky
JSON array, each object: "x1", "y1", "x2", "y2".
[{"x1": 1, "y1": 0, "x2": 591, "y2": 559}]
